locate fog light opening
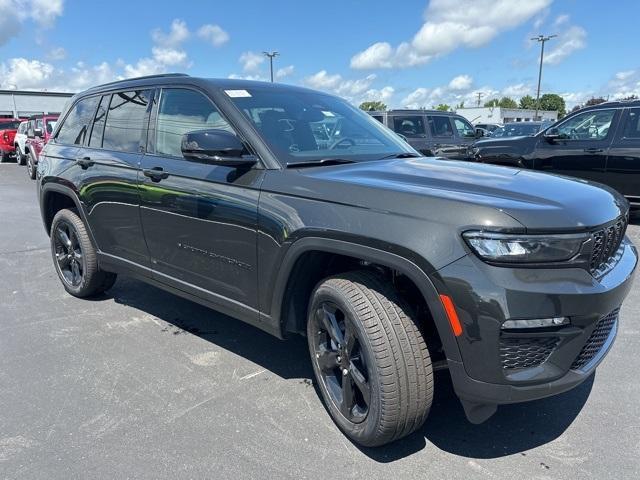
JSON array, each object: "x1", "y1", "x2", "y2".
[{"x1": 501, "y1": 317, "x2": 569, "y2": 330}]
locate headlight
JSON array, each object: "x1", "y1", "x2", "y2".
[{"x1": 463, "y1": 231, "x2": 588, "y2": 263}]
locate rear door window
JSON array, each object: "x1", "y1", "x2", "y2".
[
  {"x1": 622, "y1": 108, "x2": 640, "y2": 139},
  {"x1": 392, "y1": 116, "x2": 426, "y2": 137},
  {"x1": 428, "y1": 116, "x2": 454, "y2": 137},
  {"x1": 88, "y1": 95, "x2": 110, "y2": 148},
  {"x1": 56, "y1": 96, "x2": 100, "y2": 145},
  {"x1": 102, "y1": 90, "x2": 151, "y2": 153}
]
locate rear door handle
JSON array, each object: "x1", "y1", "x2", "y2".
[
  {"x1": 76, "y1": 156, "x2": 94, "y2": 168},
  {"x1": 584, "y1": 148, "x2": 604, "y2": 154},
  {"x1": 143, "y1": 167, "x2": 170, "y2": 182}
]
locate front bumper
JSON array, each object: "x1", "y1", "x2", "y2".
[{"x1": 432, "y1": 238, "x2": 637, "y2": 417}]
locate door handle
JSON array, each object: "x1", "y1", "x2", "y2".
[
  {"x1": 76, "y1": 156, "x2": 94, "y2": 168},
  {"x1": 143, "y1": 167, "x2": 170, "y2": 182},
  {"x1": 583, "y1": 148, "x2": 604, "y2": 154}
]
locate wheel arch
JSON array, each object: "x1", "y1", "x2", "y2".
[{"x1": 270, "y1": 236, "x2": 462, "y2": 362}]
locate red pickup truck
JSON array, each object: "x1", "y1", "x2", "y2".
[
  {"x1": 25, "y1": 114, "x2": 59, "y2": 179},
  {"x1": 0, "y1": 119, "x2": 22, "y2": 162}
]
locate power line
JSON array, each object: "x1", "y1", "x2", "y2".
[{"x1": 476, "y1": 92, "x2": 484, "y2": 107}]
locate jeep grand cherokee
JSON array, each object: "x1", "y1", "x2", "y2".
[{"x1": 37, "y1": 74, "x2": 637, "y2": 447}]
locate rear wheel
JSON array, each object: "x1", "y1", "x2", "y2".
[
  {"x1": 50, "y1": 208, "x2": 117, "y2": 298},
  {"x1": 26, "y1": 151, "x2": 36, "y2": 179},
  {"x1": 307, "y1": 270, "x2": 433, "y2": 447},
  {"x1": 0, "y1": 151, "x2": 10, "y2": 163}
]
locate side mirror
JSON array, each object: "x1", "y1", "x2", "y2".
[
  {"x1": 33, "y1": 128, "x2": 44, "y2": 138},
  {"x1": 544, "y1": 127, "x2": 561, "y2": 142},
  {"x1": 181, "y1": 129, "x2": 257, "y2": 167},
  {"x1": 475, "y1": 128, "x2": 484, "y2": 138}
]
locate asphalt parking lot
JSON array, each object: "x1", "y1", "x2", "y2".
[{"x1": 1, "y1": 162, "x2": 639, "y2": 479}]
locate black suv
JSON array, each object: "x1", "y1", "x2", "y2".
[
  {"x1": 37, "y1": 75, "x2": 637, "y2": 447},
  {"x1": 369, "y1": 109, "x2": 479, "y2": 158},
  {"x1": 471, "y1": 100, "x2": 640, "y2": 209}
]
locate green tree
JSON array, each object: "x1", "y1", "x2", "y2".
[
  {"x1": 359, "y1": 101, "x2": 387, "y2": 111},
  {"x1": 498, "y1": 97, "x2": 518, "y2": 108},
  {"x1": 455, "y1": 101, "x2": 465, "y2": 109},
  {"x1": 519, "y1": 95, "x2": 537, "y2": 109},
  {"x1": 584, "y1": 97, "x2": 607, "y2": 107},
  {"x1": 539, "y1": 93, "x2": 566, "y2": 117},
  {"x1": 484, "y1": 98, "x2": 499, "y2": 107},
  {"x1": 435, "y1": 103, "x2": 451, "y2": 111}
]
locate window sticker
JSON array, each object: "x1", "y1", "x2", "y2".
[{"x1": 225, "y1": 89, "x2": 252, "y2": 98}]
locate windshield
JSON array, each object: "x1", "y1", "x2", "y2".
[
  {"x1": 0, "y1": 120, "x2": 21, "y2": 129},
  {"x1": 226, "y1": 88, "x2": 415, "y2": 165},
  {"x1": 491, "y1": 123, "x2": 541, "y2": 137}
]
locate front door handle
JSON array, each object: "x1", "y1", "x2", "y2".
[
  {"x1": 584, "y1": 148, "x2": 604, "y2": 154},
  {"x1": 143, "y1": 167, "x2": 170, "y2": 182},
  {"x1": 76, "y1": 156, "x2": 94, "y2": 168}
]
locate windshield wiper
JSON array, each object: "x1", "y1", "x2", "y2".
[
  {"x1": 379, "y1": 152, "x2": 422, "y2": 160},
  {"x1": 287, "y1": 158, "x2": 356, "y2": 168}
]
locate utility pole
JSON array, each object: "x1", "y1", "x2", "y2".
[
  {"x1": 262, "y1": 51, "x2": 279, "y2": 83},
  {"x1": 531, "y1": 34, "x2": 556, "y2": 120},
  {"x1": 476, "y1": 92, "x2": 484, "y2": 107}
]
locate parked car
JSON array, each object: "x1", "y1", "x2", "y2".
[
  {"x1": 488, "y1": 121, "x2": 548, "y2": 138},
  {"x1": 470, "y1": 100, "x2": 640, "y2": 209},
  {"x1": 0, "y1": 118, "x2": 23, "y2": 162},
  {"x1": 368, "y1": 109, "x2": 480, "y2": 158},
  {"x1": 25, "y1": 114, "x2": 58, "y2": 179},
  {"x1": 14, "y1": 120, "x2": 28, "y2": 165},
  {"x1": 38, "y1": 75, "x2": 636, "y2": 447}
]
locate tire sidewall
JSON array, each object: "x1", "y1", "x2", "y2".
[{"x1": 307, "y1": 282, "x2": 383, "y2": 446}]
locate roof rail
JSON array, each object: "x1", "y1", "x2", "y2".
[{"x1": 87, "y1": 73, "x2": 190, "y2": 90}]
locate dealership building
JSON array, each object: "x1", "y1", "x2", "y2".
[
  {"x1": 456, "y1": 106, "x2": 558, "y2": 124},
  {"x1": 0, "y1": 89, "x2": 74, "y2": 119}
]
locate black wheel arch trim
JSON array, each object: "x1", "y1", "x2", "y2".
[{"x1": 267, "y1": 235, "x2": 463, "y2": 362}]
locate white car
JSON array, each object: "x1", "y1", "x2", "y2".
[{"x1": 14, "y1": 121, "x2": 28, "y2": 166}]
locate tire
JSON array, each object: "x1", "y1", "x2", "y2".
[
  {"x1": 16, "y1": 146, "x2": 25, "y2": 165},
  {"x1": 50, "y1": 208, "x2": 117, "y2": 298},
  {"x1": 0, "y1": 151, "x2": 9, "y2": 163},
  {"x1": 307, "y1": 270, "x2": 433, "y2": 447},
  {"x1": 26, "y1": 151, "x2": 36, "y2": 179}
]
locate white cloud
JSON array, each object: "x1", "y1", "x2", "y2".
[
  {"x1": 448, "y1": 74, "x2": 473, "y2": 90},
  {"x1": 304, "y1": 70, "x2": 385, "y2": 104},
  {"x1": 362, "y1": 86, "x2": 395, "y2": 103},
  {"x1": 47, "y1": 47, "x2": 66, "y2": 61},
  {"x1": 0, "y1": 58, "x2": 55, "y2": 89},
  {"x1": 239, "y1": 51, "x2": 265, "y2": 72},
  {"x1": 543, "y1": 25, "x2": 587, "y2": 65},
  {"x1": 276, "y1": 65, "x2": 295, "y2": 79},
  {"x1": 304, "y1": 70, "x2": 343, "y2": 90},
  {"x1": 197, "y1": 24, "x2": 229, "y2": 47},
  {"x1": 151, "y1": 47, "x2": 188, "y2": 66},
  {"x1": 553, "y1": 14, "x2": 570, "y2": 27},
  {"x1": 608, "y1": 69, "x2": 640, "y2": 100},
  {"x1": 0, "y1": 0, "x2": 64, "y2": 46},
  {"x1": 151, "y1": 19, "x2": 190, "y2": 47},
  {"x1": 351, "y1": 0, "x2": 552, "y2": 69}
]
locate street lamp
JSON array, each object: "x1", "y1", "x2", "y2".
[
  {"x1": 531, "y1": 34, "x2": 557, "y2": 120},
  {"x1": 262, "y1": 51, "x2": 279, "y2": 83}
]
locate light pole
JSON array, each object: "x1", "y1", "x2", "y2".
[
  {"x1": 262, "y1": 51, "x2": 279, "y2": 83},
  {"x1": 531, "y1": 34, "x2": 556, "y2": 120}
]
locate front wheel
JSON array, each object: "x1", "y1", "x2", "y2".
[
  {"x1": 307, "y1": 270, "x2": 433, "y2": 447},
  {"x1": 26, "y1": 151, "x2": 36, "y2": 179},
  {"x1": 50, "y1": 208, "x2": 117, "y2": 298},
  {"x1": 17, "y1": 146, "x2": 26, "y2": 165}
]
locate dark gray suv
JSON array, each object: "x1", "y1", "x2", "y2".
[
  {"x1": 37, "y1": 74, "x2": 637, "y2": 447},
  {"x1": 369, "y1": 109, "x2": 479, "y2": 158}
]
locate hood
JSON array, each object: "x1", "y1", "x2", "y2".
[{"x1": 297, "y1": 158, "x2": 627, "y2": 230}]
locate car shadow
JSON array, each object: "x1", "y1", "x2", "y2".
[{"x1": 103, "y1": 277, "x2": 593, "y2": 462}]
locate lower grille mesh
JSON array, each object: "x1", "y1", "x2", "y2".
[
  {"x1": 571, "y1": 308, "x2": 619, "y2": 370},
  {"x1": 500, "y1": 337, "x2": 559, "y2": 370}
]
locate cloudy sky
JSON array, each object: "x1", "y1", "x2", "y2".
[{"x1": 0, "y1": 0, "x2": 638, "y2": 108}]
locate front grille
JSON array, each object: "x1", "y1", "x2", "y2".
[
  {"x1": 571, "y1": 308, "x2": 619, "y2": 370},
  {"x1": 500, "y1": 337, "x2": 559, "y2": 370},
  {"x1": 589, "y1": 216, "x2": 628, "y2": 276}
]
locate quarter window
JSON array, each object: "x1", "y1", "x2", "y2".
[
  {"x1": 453, "y1": 117, "x2": 475, "y2": 138},
  {"x1": 102, "y1": 90, "x2": 151, "y2": 153},
  {"x1": 392, "y1": 116, "x2": 425, "y2": 137},
  {"x1": 89, "y1": 95, "x2": 110, "y2": 148},
  {"x1": 56, "y1": 96, "x2": 99, "y2": 145},
  {"x1": 622, "y1": 108, "x2": 640, "y2": 139},
  {"x1": 555, "y1": 109, "x2": 615, "y2": 140},
  {"x1": 428, "y1": 116, "x2": 454, "y2": 137},
  {"x1": 155, "y1": 88, "x2": 234, "y2": 157}
]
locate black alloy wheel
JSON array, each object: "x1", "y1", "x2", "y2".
[
  {"x1": 310, "y1": 302, "x2": 371, "y2": 423},
  {"x1": 53, "y1": 220, "x2": 85, "y2": 287}
]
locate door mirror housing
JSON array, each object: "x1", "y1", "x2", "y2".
[
  {"x1": 544, "y1": 127, "x2": 561, "y2": 143},
  {"x1": 475, "y1": 128, "x2": 485, "y2": 138},
  {"x1": 181, "y1": 129, "x2": 257, "y2": 167},
  {"x1": 33, "y1": 127, "x2": 44, "y2": 138}
]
